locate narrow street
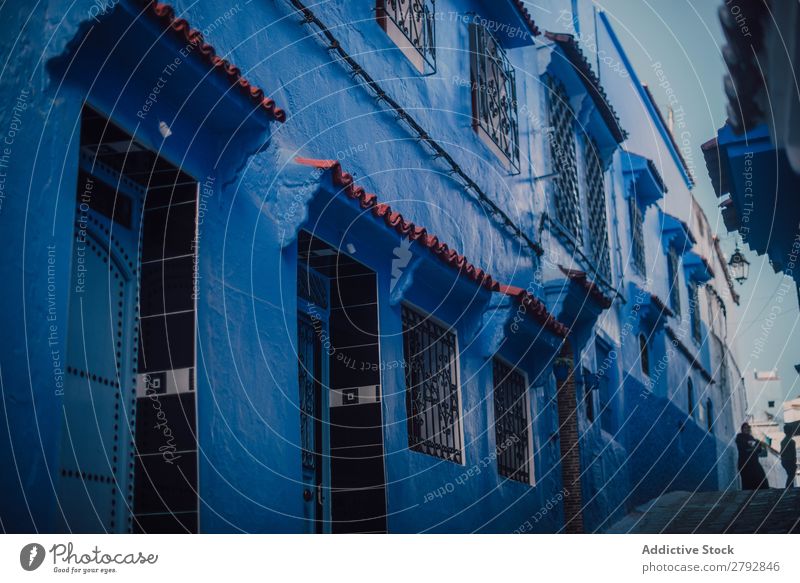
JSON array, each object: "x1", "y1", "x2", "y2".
[{"x1": 608, "y1": 489, "x2": 800, "y2": 533}]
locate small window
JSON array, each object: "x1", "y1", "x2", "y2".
[
  {"x1": 688, "y1": 281, "x2": 701, "y2": 343},
  {"x1": 376, "y1": 0, "x2": 436, "y2": 74},
  {"x1": 492, "y1": 358, "x2": 533, "y2": 484},
  {"x1": 667, "y1": 246, "x2": 681, "y2": 315},
  {"x1": 469, "y1": 22, "x2": 519, "y2": 171},
  {"x1": 629, "y1": 196, "x2": 646, "y2": 274},
  {"x1": 547, "y1": 75, "x2": 582, "y2": 243},
  {"x1": 401, "y1": 304, "x2": 463, "y2": 463},
  {"x1": 687, "y1": 378, "x2": 695, "y2": 418},
  {"x1": 768, "y1": 400, "x2": 776, "y2": 408},
  {"x1": 639, "y1": 334, "x2": 649, "y2": 376}
]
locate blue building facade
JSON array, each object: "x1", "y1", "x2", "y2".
[
  {"x1": 701, "y1": 1, "x2": 800, "y2": 306},
  {"x1": 0, "y1": 0, "x2": 746, "y2": 533}
]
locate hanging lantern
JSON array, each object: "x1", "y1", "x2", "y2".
[{"x1": 728, "y1": 246, "x2": 750, "y2": 284}]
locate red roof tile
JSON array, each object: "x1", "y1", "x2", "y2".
[
  {"x1": 649, "y1": 293, "x2": 674, "y2": 318},
  {"x1": 139, "y1": 1, "x2": 286, "y2": 122},
  {"x1": 511, "y1": 0, "x2": 542, "y2": 37},
  {"x1": 544, "y1": 31, "x2": 627, "y2": 144},
  {"x1": 558, "y1": 266, "x2": 613, "y2": 309},
  {"x1": 497, "y1": 285, "x2": 570, "y2": 338},
  {"x1": 296, "y1": 156, "x2": 568, "y2": 338}
]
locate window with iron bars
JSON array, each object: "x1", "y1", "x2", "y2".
[
  {"x1": 377, "y1": 0, "x2": 436, "y2": 74},
  {"x1": 689, "y1": 281, "x2": 701, "y2": 343},
  {"x1": 469, "y1": 22, "x2": 519, "y2": 171},
  {"x1": 492, "y1": 358, "x2": 532, "y2": 484},
  {"x1": 584, "y1": 137, "x2": 611, "y2": 282},
  {"x1": 667, "y1": 246, "x2": 681, "y2": 316},
  {"x1": 401, "y1": 304, "x2": 463, "y2": 463},
  {"x1": 628, "y1": 195, "x2": 646, "y2": 274},
  {"x1": 546, "y1": 76, "x2": 582, "y2": 243}
]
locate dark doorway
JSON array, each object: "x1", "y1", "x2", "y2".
[
  {"x1": 58, "y1": 106, "x2": 198, "y2": 533},
  {"x1": 297, "y1": 231, "x2": 388, "y2": 533}
]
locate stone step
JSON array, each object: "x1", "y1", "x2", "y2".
[{"x1": 605, "y1": 488, "x2": 800, "y2": 533}]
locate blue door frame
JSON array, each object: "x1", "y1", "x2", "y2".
[{"x1": 297, "y1": 267, "x2": 332, "y2": 533}]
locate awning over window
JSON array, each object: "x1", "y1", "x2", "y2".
[
  {"x1": 702, "y1": 122, "x2": 800, "y2": 283},
  {"x1": 544, "y1": 30, "x2": 628, "y2": 154},
  {"x1": 622, "y1": 152, "x2": 667, "y2": 207},
  {"x1": 628, "y1": 282, "x2": 673, "y2": 330},
  {"x1": 476, "y1": 0, "x2": 541, "y2": 48},
  {"x1": 683, "y1": 250, "x2": 714, "y2": 284},
  {"x1": 137, "y1": 0, "x2": 286, "y2": 122},
  {"x1": 659, "y1": 211, "x2": 695, "y2": 255}
]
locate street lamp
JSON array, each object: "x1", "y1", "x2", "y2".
[{"x1": 728, "y1": 245, "x2": 750, "y2": 284}]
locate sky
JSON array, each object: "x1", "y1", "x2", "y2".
[{"x1": 594, "y1": 0, "x2": 800, "y2": 412}]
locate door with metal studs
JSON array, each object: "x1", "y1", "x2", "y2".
[{"x1": 57, "y1": 166, "x2": 141, "y2": 533}]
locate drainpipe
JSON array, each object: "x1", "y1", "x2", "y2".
[{"x1": 553, "y1": 341, "x2": 584, "y2": 533}]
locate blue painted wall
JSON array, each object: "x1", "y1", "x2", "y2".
[{"x1": 0, "y1": 0, "x2": 743, "y2": 533}]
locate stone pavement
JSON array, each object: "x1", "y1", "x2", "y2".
[{"x1": 606, "y1": 488, "x2": 800, "y2": 533}]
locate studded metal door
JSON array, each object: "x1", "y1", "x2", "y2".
[{"x1": 57, "y1": 167, "x2": 140, "y2": 533}]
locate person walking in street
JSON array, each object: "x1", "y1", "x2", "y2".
[
  {"x1": 736, "y1": 422, "x2": 769, "y2": 490},
  {"x1": 780, "y1": 424, "x2": 797, "y2": 488}
]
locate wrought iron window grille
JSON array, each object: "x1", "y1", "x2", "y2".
[
  {"x1": 401, "y1": 304, "x2": 463, "y2": 463},
  {"x1": 377, "y1": 0, "x2": 436, "y2": 74},
  {"x1": 469, "y1": 21, "x2": 520, "y2": 172},
  {"x1": 628, "y1": 195, "x2": 646, "y2": 274},
  {"x1": 492, "y1": 358, "x2": 532, "y2": 484},
  {"x1": 293, "y1": 0, "x2": 542, "y2": 258},
  {"x1": 546, "y1": 75, "x2": 582, "y2": 242},
  {"x1": 584, "y1": 137, "x2": 611, "y2": 282}
]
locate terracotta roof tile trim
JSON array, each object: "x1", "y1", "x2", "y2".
[
  {"x1": 558, "y1": 265, "x2": 613, "y2": 309},
  {"x1": 544, "y1": 31, "x2": 627, "y2": 144},
  {"x1": 512, "y1": 0, "x2": 542, "y2": 37},
  {"x1": 139, "y1": 1, "x2": 286, "y2": 122},
  {"x1": 295, "y1": 156, "x2": 569, "y2": 338}
]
